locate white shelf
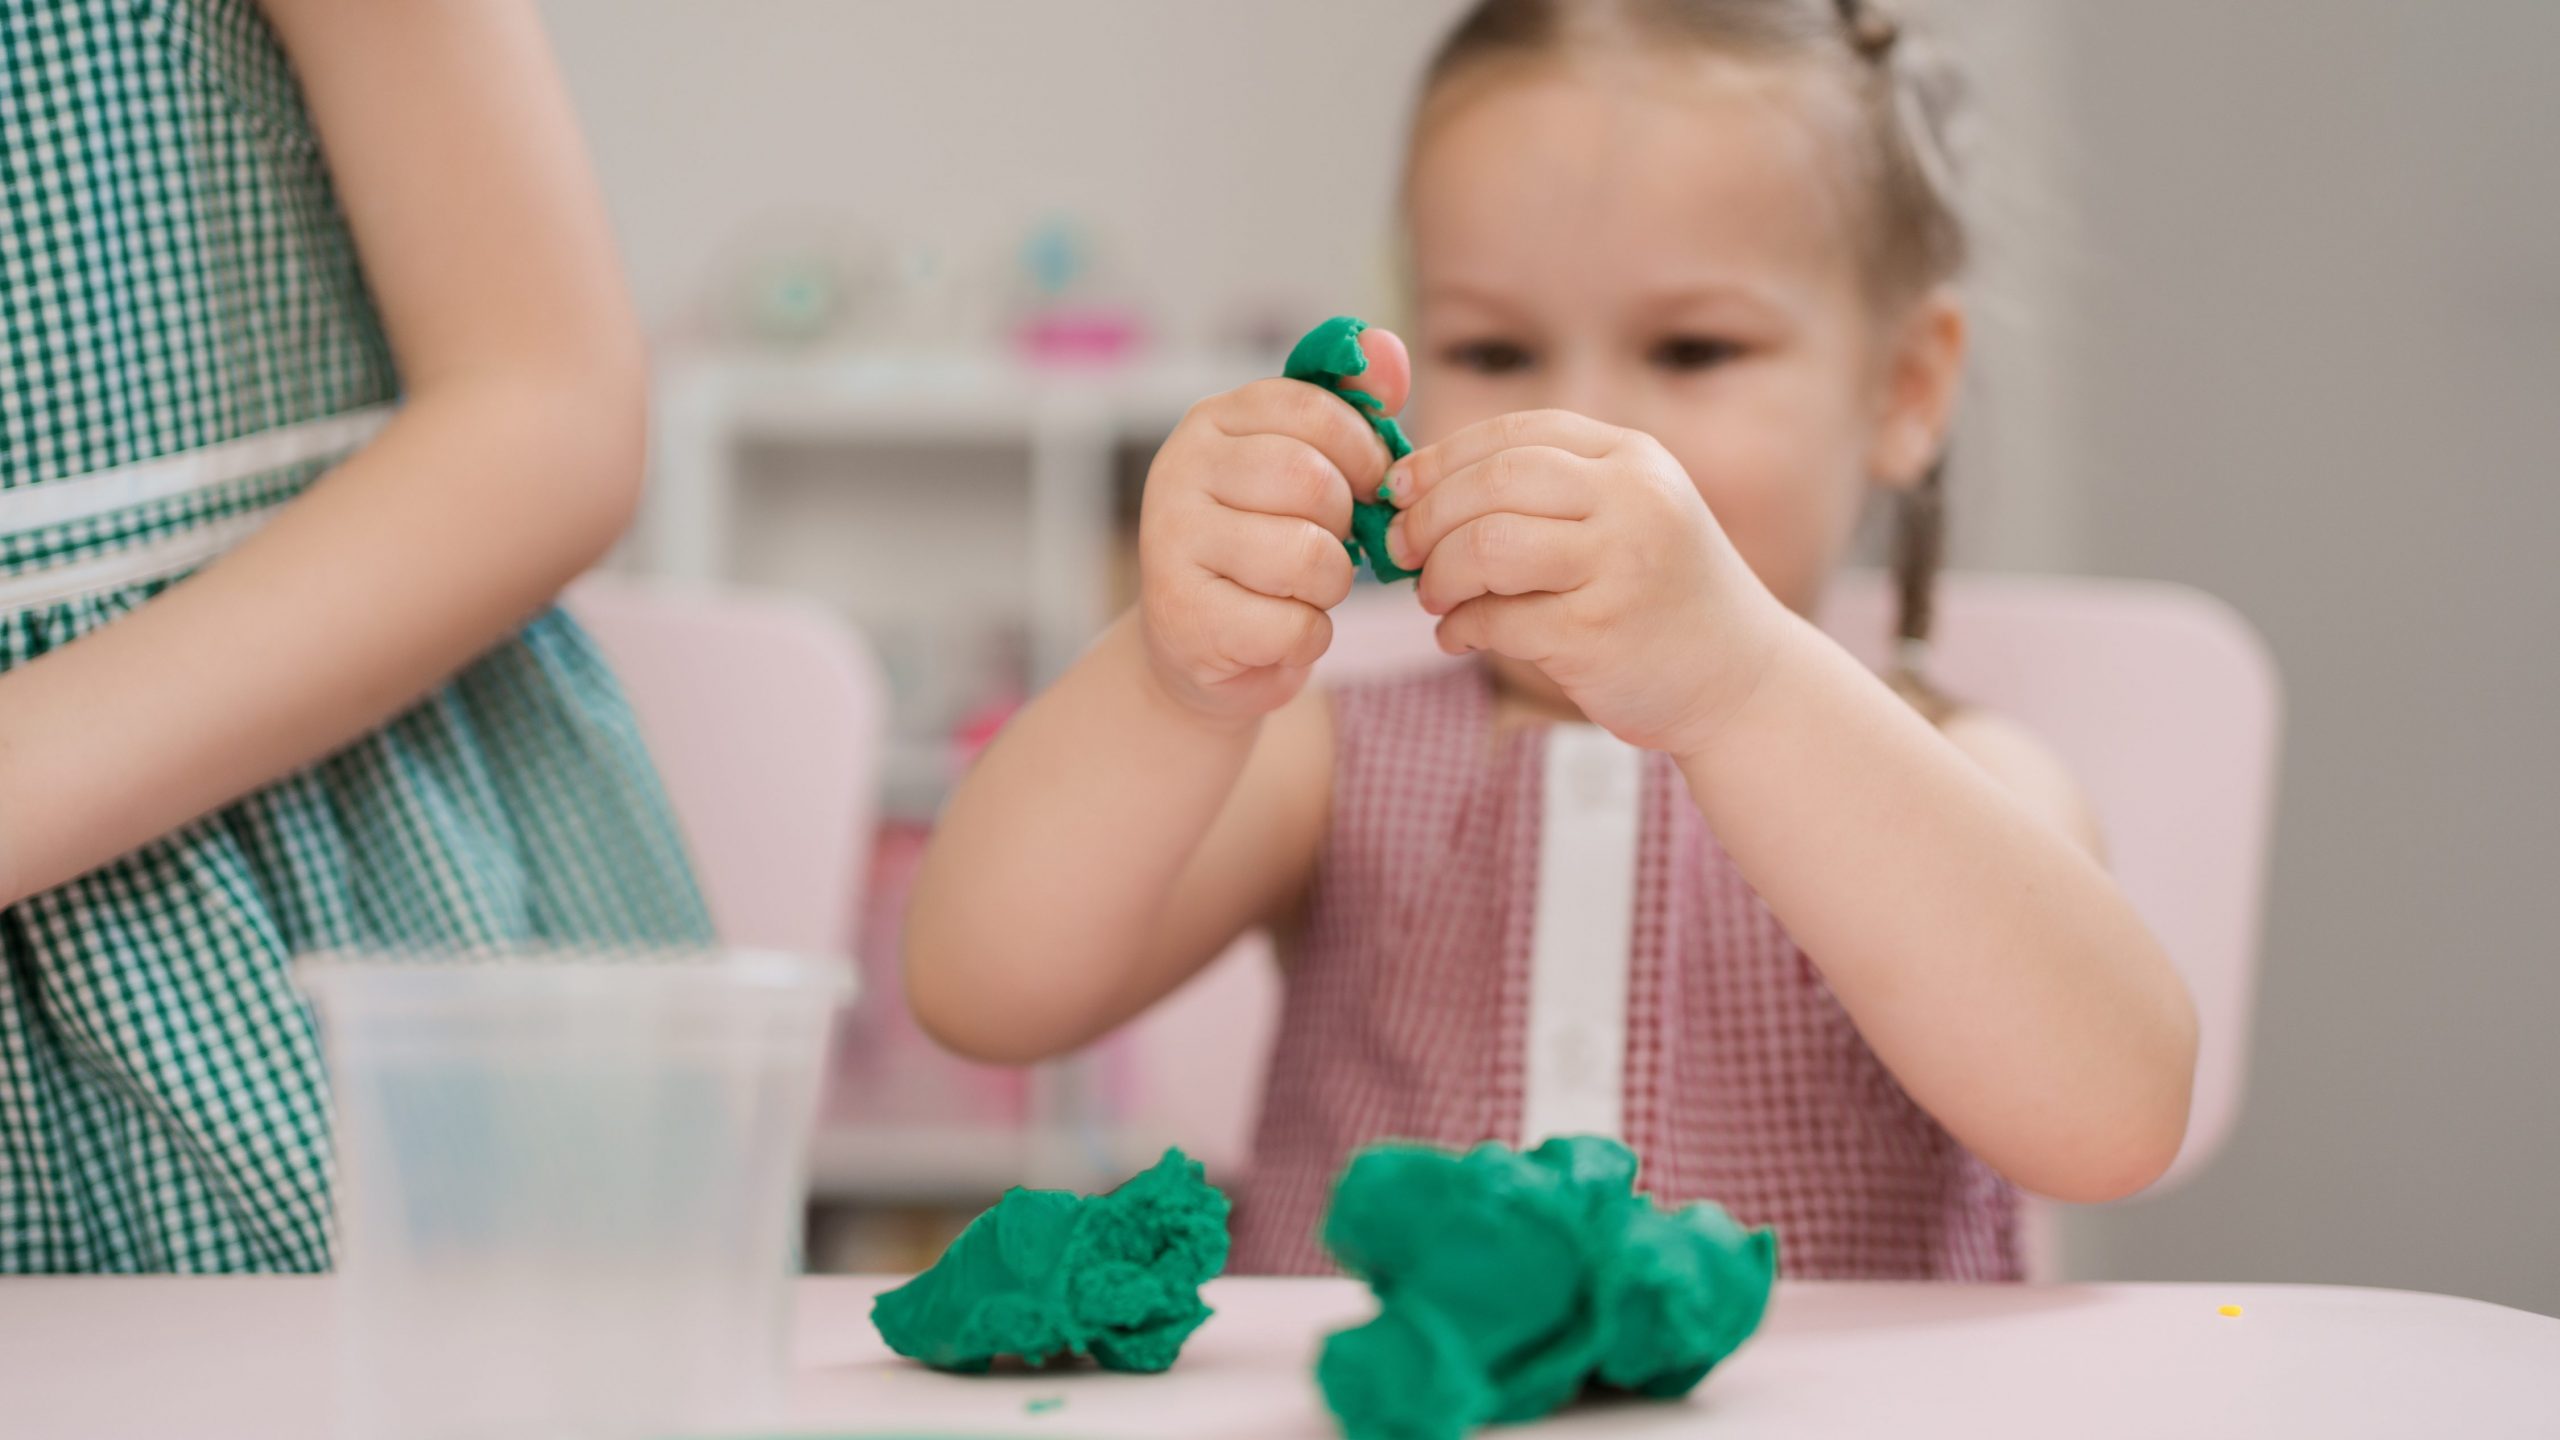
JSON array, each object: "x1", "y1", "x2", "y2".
[
  {"x1": 644, "y1": 346, "x2": 1279, "y2": 1209},
  {"x1": 658, "y1": 347, "x2": 1265, "y2": 443},
  {"x1": 644, "y1": 345, "x2": 1266, "y2": 683}
]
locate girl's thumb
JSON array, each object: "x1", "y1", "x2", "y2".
[{"x1": 1358, "y1": 326, "x2": 1413, "y2": 417}]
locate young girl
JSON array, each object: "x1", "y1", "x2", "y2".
[
  {"x1": 0, "y1": 0, "x2": 709, "y2": 1271},
  {"x1": 907, "y1": 0, "x2": 2196, "y2": 1279}
]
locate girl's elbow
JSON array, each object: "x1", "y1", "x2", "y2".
[
  {"x1": 908, "y1": 990, "x2": 1048, "y2": 1068},
  {"x1": 2046, "y1": 1108, "x2": 2187, "y2": 1205},
  {"x1": 2058, "y1": 970, "x2": 2201, "y2": 1202},
  {"x1": 901, "y1": 934, "x2": 1060, "y2": 1069},
  {"x1": 481, "y1": 337, "x2": 647, "y2": 565},
  {"x1": 555, "y1": 365, "x2": 649, "y2": 558},
  {"x1": 2112, "y1": 990, "x2": 2205, "y2": 1195},
  {"x1": 2034, "y1": 1067, "x2": 2195, "y2": 1205}
]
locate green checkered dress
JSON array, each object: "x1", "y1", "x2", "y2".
[{"x1": 0, "y1": 0, "x2": 715, "y2": 1272}]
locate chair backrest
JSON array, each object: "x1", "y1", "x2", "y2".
[
  {"x1": 1119, "y1": 571, "x2": 2280, "y2": 1193},
  {"x1": 564, "y1": 574, "x2": 888, "y2": 958}
]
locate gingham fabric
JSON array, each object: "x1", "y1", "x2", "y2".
[
  {"x1": 0, "y1": 0, "x2": 713, "y2": 1272},
  {"x1": 1233, "y1": 665, "x2": 2020, "y2": 1280}
]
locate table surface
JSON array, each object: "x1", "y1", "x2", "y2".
[{"x1": 4, "y1": 1276, "x2": 2554, "y2": 1439}]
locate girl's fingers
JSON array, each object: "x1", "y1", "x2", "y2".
[
  {"x1": 1414, "y1": 514, "x2": 1595, "y2": 616},
  {"x1": 1387, "y1": 409, "x2": 1623, "y2": 508},
  {"x1": 1198, "y1": 509, "x2": 1357, "y2": 609},
  {"x1": 1206, "y1": 433, "x2": 1356, "y2": 536},
  {"x1": 1202, "y1": 580, "x2": 1334, "y2": 673},
  {"x1": 1209, "y1": 378, "x2": 1394, "y2": 500},
  {"x1": 1390, "y1": 446, "x2": 1597, "y2": 568},
  {"x1": 1348, "y1": 326, "x2": 1412, "y2": 418},
  {"x1": 1434, "y1": 592, "x2": 1570, "y2": 665}
]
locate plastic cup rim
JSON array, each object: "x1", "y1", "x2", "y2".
[{"x1": 293, "y1": 946, "x2": 857, "y2": 1013}]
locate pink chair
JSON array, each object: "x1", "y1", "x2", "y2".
[
  {"x1": 1114, "y1": 572, "x2": 2282, "y2": 1225},
  {"x1": 564, "y1": 574, "x2": 888, "y2": 957}
]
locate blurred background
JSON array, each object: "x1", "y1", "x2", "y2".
[{"x1": 540, "y1": 1, "x2": 2558, "y2": 1312}]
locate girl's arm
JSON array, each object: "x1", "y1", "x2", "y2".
[
  {"x1": 903, "y1": 619, "x2": 1332, "y2": 1064},
  {"x1": 0, "y1": 0, "x2": 644, "y2": 905},
  {"x1": 1672, "y1": 612, "x2": 2194, "y2": 1204},
  {"x1": 907, "y1": 354, "x2": 1411, "y2": 1064},
  {"x1": 1392, "y1": 410, "x2": 2196, "y2": 1204}
]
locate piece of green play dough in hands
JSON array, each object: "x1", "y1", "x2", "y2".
[
  {"x1": 1282, "y1": 315, "x2": 1420, "y2": 584},
  {"x1": 1316, "y1": 1136, "x2": 1777, "y2": 1440},
  {"x1": 870, "y1": 1149, "x2": 1231, "y2": 1375}
]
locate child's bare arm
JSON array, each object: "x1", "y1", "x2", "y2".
[
  {"x1": 904, "y1": 620, "x2": 1332, "y2": 1064},
  {"x1": 906, "y1": 351, "x2": 1410, "y2": 1064},
  {"x1": 0, "y1": 0, "x2": 642, "y2": 904},
  {"x1": 1674, "y1": 619, "x2": 2193, "y2": 1205}
]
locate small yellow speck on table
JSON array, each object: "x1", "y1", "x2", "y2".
[{"x1": 2218, "y1": 1304, "x2": 2245, "y2": 1318}]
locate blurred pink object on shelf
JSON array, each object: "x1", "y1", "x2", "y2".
[
  {"x1": 951, "y1": 694, "x2": 1022, "y2": 769},
  {"x1": 1015, "y1": 306, "x2": 1145, "y2": 367}
]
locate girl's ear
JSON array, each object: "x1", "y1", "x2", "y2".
[{"x1": 1868, "y1": 287, "x2": 1968, "y2": 492}]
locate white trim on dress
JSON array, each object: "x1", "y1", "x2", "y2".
[
  {"x1": 1520, "y1": 722, "x2": 1643, "y2": 1147},
  {"x1": 0, "y1": 406, "x2": 393, "y2": 615}
]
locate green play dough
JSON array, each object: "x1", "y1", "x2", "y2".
[
  {"x1": 1283, "y1": 315, "x2": 1420, "y2": 583},
  {"x1": 870, "y1": 1148, "x2": 1231, "y2": 1375},
  {"x1": 1316, "y1": 1136, "x2": 1776, "y2": 1440}
]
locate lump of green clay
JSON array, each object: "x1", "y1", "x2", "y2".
[
  {"x1": 871, "y1": 1148, "x2": 1230, "y2": 1374},
  {"x1": 1317, "y1": 1136, "x2": 1776, "y2": 1440},
  {"x1": 1283, "y1": 315, "x2": 1420, "y2": 583}
]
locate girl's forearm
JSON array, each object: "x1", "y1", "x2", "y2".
[
  {"x1": 1673, "y1": 611, "x2": 2198, "y2": 1203},
  {"x1": 0, "y1": 374, "x2": 641, "y2": 907},
  {"x1": 903, "y1": 613, "x2": 1267, "y2": 1063}
]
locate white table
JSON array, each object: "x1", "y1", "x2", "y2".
[{"x1": 5, "y1": 1276, "x2": 2554, "y2": 1438}]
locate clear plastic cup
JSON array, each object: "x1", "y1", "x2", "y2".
[{"x1": 298, "y1": 951, "x2": 854, "y2": 1440}]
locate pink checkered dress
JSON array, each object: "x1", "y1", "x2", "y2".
[{"x1": 1232, "y1": 665, "x2": 2020, "y2": 1280}]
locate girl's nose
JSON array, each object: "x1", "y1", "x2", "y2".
[
  {"x1": 1525, "y1": 353, "x2": 1607, "y2": 420},
  {"x1": 1539, "y1": 355, "x2": 1623, "y2": 428}
]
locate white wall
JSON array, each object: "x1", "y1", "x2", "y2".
[
  {"x1": 542, "y1": 0, "x2": 1475, "y2": 349},
  {"x1": 2049, "y1": 0, "x2": 2560, "y2": 1316},
  {"x1": 544, "y1": 0, "x2": 2080, "y2": 568}
]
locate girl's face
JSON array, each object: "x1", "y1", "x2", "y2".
[{"x1": 1405, "y1": 54, "x2": 1961, "y2": 618}]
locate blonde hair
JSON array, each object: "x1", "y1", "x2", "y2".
[{"x1": 1417, "y1": 0, "x2": 1972, "y2": 711}]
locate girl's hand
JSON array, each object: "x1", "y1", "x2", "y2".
[
  {"x1": 1386, "y1": 409, "x2": 1796, "y2": 759},
  {"x1": 1137, "y1": 334, "x2": 1412, "y2": 726}
]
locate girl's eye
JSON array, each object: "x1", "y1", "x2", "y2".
[
  {"x1": 1444, "y1": 339, "x2": 1535, "y2": 375},
  {"x1": 1651, "y1": 335, "x2": 1742, "y2": 372}
]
